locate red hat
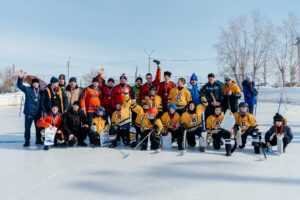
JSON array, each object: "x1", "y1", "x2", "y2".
[{"x1": 147, "y1": 107, "x2": 158, "y2": 117}]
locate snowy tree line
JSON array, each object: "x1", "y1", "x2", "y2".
[{"x1": 216, "y1": 12, "x2": 300, "y2": 87}]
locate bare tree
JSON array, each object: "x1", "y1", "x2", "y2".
[
  {"x1": 272, "y1": 14, "x2": 299, "y2": 87},
  {"x1": 215, "y1": 15, "x2": 250, "y2": 87},
  {"x1": 81, "y1": 69, "x2": 100, "y2": 87},
  {"x1": 0, "y1": 66, "x2": 17, "y2": 93},
  {"x1": 249, "y1": 12, "x2": 275, "y2": 83},
  {"x1": 216, "y1": 13, "x2": 274, "y2": 86}
]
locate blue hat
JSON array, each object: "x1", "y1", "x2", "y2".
[
  {"x1": 168, "y1": 103, "x2": 177, "y2": 111},
  {"x1": 190, "y1": 73, "x2": 198, "y2": 82},
  {"x1": 50, "y1": 76, "x2": 59, "y2": 84}
]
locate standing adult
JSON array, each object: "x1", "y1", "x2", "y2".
[
  {"x1": 168, "y1": 78, "x2": 192, "y2": 115},
  {"x1": 242, "y1": 76, "x2": 258, "y2": 114},
  {"x1": 111, "y1": 74, "x2": 133, "y2": 110},
  {"x1": 80, "y1": 77, "x2": 101, "y2": 126},
  {"x1": 58, "y1": 74, "x2": 66, "y2": 93},
  {"x1": 65, "y1": 77, "x2": 82, "y2": 110},
  {"x1": 140, "y1": 65, "x2": 161, "y2": 103},
  {"x1": 132, "y1": 77, "x2": 143, "y2": 105},
  {"x1": 189, "y1": 73, "x2": 201, "y2": 105},
  {"x1": 99, "y1": 78, "x2": 115, "y2": 116},
  {"x1": 200, "y1": 73, "x2": 224, "y2": 118},
  {"x1": 17, "y1": 71, "x2": 43, "y2": 147},
  {"x1": 222, "y1": 76, "x2": 241, "y2": 113},
  {"x1": 42, "y1": 77, "x2": 68, "y2": 114},
  {"x1": 158, "y1": 71, "x2": 176, "y2": 112}
]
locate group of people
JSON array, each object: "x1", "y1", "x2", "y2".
[{"x1": 17, "y1": 64, "x2": 293, "y2": 156}]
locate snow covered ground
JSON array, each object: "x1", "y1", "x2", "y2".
[{"x1": 0, "y1": 102, "x2": 299, "y2": 200}]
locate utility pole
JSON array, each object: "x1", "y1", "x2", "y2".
[
  {"x1": 66, "y1": 56, "x2": 71, "y2": 80},
  {"x1": 296, "y1": 37, "x2": 300, "y2": 83},
  {"x1": 144, "y1": 49, "x2": 155, "y2": 73},
  {"x1": 134, "y1": 66, "x2": 138, "y2": 80}
]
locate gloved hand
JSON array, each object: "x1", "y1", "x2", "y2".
[{"x1": 233, "y1": 124, "x2": 239, "y2": 131}]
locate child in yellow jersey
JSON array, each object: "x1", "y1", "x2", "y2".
[
  {"x1": 168, "y1": 78, "x2": 192, "y2": 115},
  {"x1": 89, "y1": 107, "x2": 109, "y2": 146},
  {"x1": 109, "y1": 102, "x2": 131, "y2": 148},
  {"x1": 132, "y1": 105, "x2": 163, "y2": 150},
  {"x1": 160, "y1": 104, "x2": 181, "y2": 150},
  {"x1": 180, "y1": 101, "x2": 204, "y2": 149},
  {"x1": 233, "y1": 102, "x2": 259, "y2": 150},
  {"x1": 206, "y1": 106, "x2": 234, "y2": 156}
]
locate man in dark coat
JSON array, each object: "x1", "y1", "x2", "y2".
[
  {"x1": 17, "y1": 71, "x2": 43, "y2": 147},
  {"x1": 62, "y1": 101, "x2": 89, "y2": 146},
  {"x1": 42, "y1": 77, "x2": 68, "y2": 114},
  {"x1": 200, "y1": 73, "x2": 224, "y2": 118}
]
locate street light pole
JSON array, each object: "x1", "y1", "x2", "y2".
[
  {"x1": 144, "y1": 50, "x2": 155, "y2": 73},
  {"x1": 66, "y1": 56, "x2": 71, "y2": 80}
]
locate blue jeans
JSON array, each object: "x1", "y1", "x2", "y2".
[{"x1": 24, "y1": 115, "x2": 41, "y2": 143}]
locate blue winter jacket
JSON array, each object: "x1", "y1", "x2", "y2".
[
  {"x1": 242, "y1": 80, "x2": 257, "y2": 106},
  {"x1": 17, "y1": 78, "x2": 42, "y2": 117},
  {"x1": 189, "y1": 73, "x2": 200, "y2": 105},
  {"x1": 189, "y1": 84, "x2": 200, "y2": 105}
]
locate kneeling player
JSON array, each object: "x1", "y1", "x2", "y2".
[
  {"x1": 89, "y1": 107, "x2": 109, "y2": 146},
  {"x1": 109, "y1": 102, "x2": 131, "y2": 148},
  {"x1": 206, "y1": 106, "x2": 234, "y2": 156},
  {"x1": 62, "y1": 101, "x2": 89, "y2": 147},
  {"x1": 160, "y1": 104, "x2": 181, "y2": 150},
  {"x1": 264, "y1": 113, "x2": 293, "y2": 153},
  {"x1": 233, "y1": 102, "x2": 260, "y2": 153},
  {"x1": 133, "y1": 106, "x2": 163, "y2": 151},
  {"x1": 180, "y1": 101, "x2": 204, "y2": 150},
  {"x1": 37, "y1": 105, "x2": 64, "y2": 150}
]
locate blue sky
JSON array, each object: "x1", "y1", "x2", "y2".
[{"x1": 0, "y1": 0, "x2": 299, "y2": 82}]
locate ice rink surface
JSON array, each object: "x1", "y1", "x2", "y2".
[{"x1": 0, "y1": 102, "x2": 299, "y2": 200}]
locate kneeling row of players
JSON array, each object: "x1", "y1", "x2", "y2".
[{"x1": 37, "y1": 101, "x2": 293, "y2": 156}]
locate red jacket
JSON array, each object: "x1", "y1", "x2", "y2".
[
  {"x1": 158, "y1": 80, "x2": 176, "y2": 110},
  {"x1": 111, "y1": 84, "x2": 133, "y2": 110},
  {"x1": 37, "y1": 114, "x2": 62, "y2": 129},
  {"x1": 100, "y1": 84, "x2": 114, "y2": 115},
  {"x1": 80, "y1": 86, "x2": 101, "y2": 113},
  {"x1": 140, "y1": 67, "x2": 161, "y2": 101}
]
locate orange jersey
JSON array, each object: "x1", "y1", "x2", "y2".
[{"x1": 80, "y1": 86, "x2": 101, "y2": 113}]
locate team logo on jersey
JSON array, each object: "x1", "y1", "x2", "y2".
[{"x1": 176, "y1": 93, "x2": 182, "y2": 102}]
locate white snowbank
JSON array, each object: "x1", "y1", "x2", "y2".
[
  {"x1": 258, "y1": 87, "x2": 300, "y2": 105},
  {"x1": 0, "y1": 92, "x2": 23, "y2": 106}
]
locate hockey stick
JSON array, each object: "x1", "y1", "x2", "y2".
[
  {"x1": 254, "y1": 83, "x2": 260, "y2": 116},
  {"x1": 134, "y1": 130, "x2": 154, "y2": 150},
  {"x1": 261, "y1": 146, "x2": 267, "y2": 159},
  {"x1": 183, "y1": 129, "x2": 187, "y2": 150},
  {"x1": 199, "y1": 111, "x2": 207, "y2": 152}
]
